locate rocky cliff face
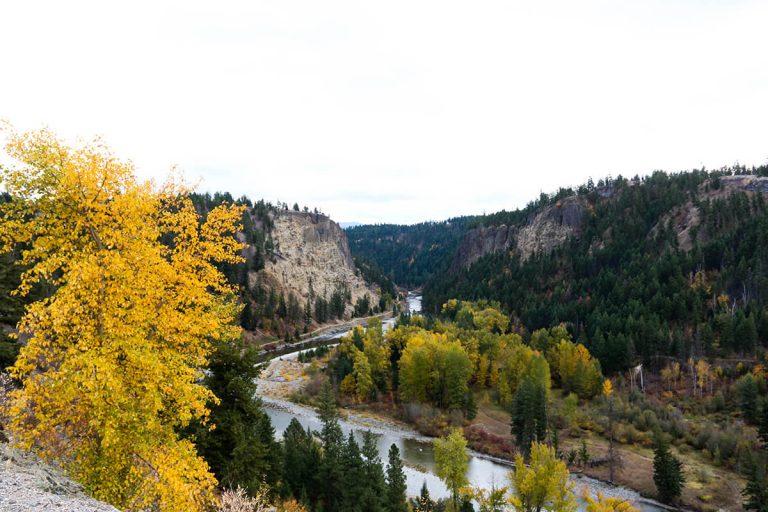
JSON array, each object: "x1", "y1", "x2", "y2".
[
  {"x1": 651, "y1": 175, "x2": 768, "y2": 251},
  {"x1": 516, "y1": 195, "x2": 588, "y2": 261},
  {"x1": 252, "y1": 211, "x2": 378, "y2": 314},
  {"x1": 452, "y1": 195, "x2": 589, "y2": 270}
]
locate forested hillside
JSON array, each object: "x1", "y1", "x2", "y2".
[
  {"x1": 350, "y1": 168, "x2": 768, "y2": 373},
  {"x1": 346, "y1": 217, "x2": 474, "y2": 288}
]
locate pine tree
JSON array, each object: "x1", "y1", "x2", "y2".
[
  {"x1": 511, "y1": 375, "x2": 548, "y2": 457},
  {"x1": 385, "y1": 444, "x2": 409, "y2": 512},
  {"x1": 413, "y1": 481, "x2": 435, "y2": 512},
  {"x1": 737, "y1": 374, "x2": 760, "y2": 424},
  {"x1": 194, "y1": 336, "x2": 283, "y2": 494},
  {"x1": 464, "y1": 391, "x2": 478, "y2": 420},
  {"x1": 459, "y1": 494, "x2": 475, "y2": 512},
  {"x1": 742, "y1": 454, "x2": 768, "y2": 512},
  {"x1": 758, "y1": 398, "x2": 768, "y2": 449},
  {"x1": 282, "y1": 419, "x2": 315, "y2": 501},
  {"x1": 318, "y1": 381, "x2": 344, "y2": 511},
  {"x1": 361, "y1": 431, "x2": 386, "y2": 512},
  {"x1": 652, "y1": 432, "x2": 685, "y2": 504},
  {"x1": 340, "y1": 432, "x2": 367, "y2": 512}
]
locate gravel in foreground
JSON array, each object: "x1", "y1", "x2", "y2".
[{"x1": 0, "y1": 442, "x2": 118, "y2": 512}]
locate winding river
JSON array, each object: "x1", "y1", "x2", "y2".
[{"x1": 259, "y1": 293, "x2": 667, "y2": 511}]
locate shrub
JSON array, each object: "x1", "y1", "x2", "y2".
[
  {"x1": 219, "y1": 486, "x2": 270, "y2": 512},
  {"x1": 463, "y1": 425, "x2": 515, "y2": 459}
]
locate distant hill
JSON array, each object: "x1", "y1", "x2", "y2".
[
  {"x1": 346, "y1": 217, "x2": 475, "y2": 288},
  {"x1": 348, "y1": 167, "x2": 768, "y2": 373}
]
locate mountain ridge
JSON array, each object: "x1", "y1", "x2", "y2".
[{"x1": 348, "y1": 167, "x2": 768, "y2": 372}]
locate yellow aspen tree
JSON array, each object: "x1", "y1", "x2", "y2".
[
  {"x1": 0, "y1": 128, "x2": 245, "y2": 511},
  {"x1": 660, "y1": 367, "x2": 670, "y2": 390},
  {"x1": 509, "y1": 442, "x2": 577, "y2": 512},
  {"x1": 695, "y1": 360, "x2": 710, "y2": 397},
  {"x1": 353, "y1": 348, "x2": 374, "y2": 402},
  {"x1": 581, "y1": 488, "x2": 638, "y2": 512},
  {"x1": 434, "y1": 428, "x2": 469, "y2": 508}
]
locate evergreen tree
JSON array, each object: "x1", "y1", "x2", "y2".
[
  {"x1": 459, "y1": 494, "x2": 475, "y2": 512},
  {"x1": 192, "y1": 337, "x2": 280, "y2": 494},
  {"x1": 742, "y1": 454, "x2": 768, "y2": 512},
  {"x1": 745, "y1": 395, "x2": 768, "y2": 512},
  {"x1": 736, "y1": 313, "x2": 759, "y2": 352},
  {"x1": 511, "y1": 375, "x2": 547, "y2": 457},
  {"x1": 652, "y1": 432, "x2": 685, "y2": 504},
  {"x1": 759, "y1": 399, "x2": 768, "y2": 449},
  {"x1": 385, "y1": 444, "x2": 409, "y2": 512},
  {"x1": 282, "y1": 419, "x2": 322, "y2": 505},
  {"x1": 361, "y1": 431, "x2": 386, "y2": 512},
  {"x1": 464, "y1": 391, "x2": 478, "y2": 420},
  {"x1": 318, "y1": 381, "x2": 344, "y2": 511},
  {"x1": 412, "y1": 481, "x2": 435, "y2": 512},
  {"x1": 340, "y1": 432, "x2": 367, "y2": 512},
  {"x1": 737, "y1": 374, "x2": 760, "y2": 424}
]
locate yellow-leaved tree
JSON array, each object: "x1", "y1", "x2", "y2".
[
  {"x1": 509, "y1": 442, "x2": 577, "y2": 512},
  {"x1": 0, "y1": 127, "x2": 245, "y2": 511},
  {"x1": 581, "y1": 488, "x2": 638, "y2": 512}
]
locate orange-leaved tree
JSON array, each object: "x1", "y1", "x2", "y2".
[{"x1": 0, "y1": 127, "x2": 245, "y2": 511}]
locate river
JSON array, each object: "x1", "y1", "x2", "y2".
[{"x1": 258, "y1": 293, "x2": 667, "y2": 511}]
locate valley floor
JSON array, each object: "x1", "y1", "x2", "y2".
[{"x1": 259, "y1": 356, "x2": 747, "y2": 512}]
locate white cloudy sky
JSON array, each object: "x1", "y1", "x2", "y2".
[{"x1": 1, "y1": 1, "x2": 767, "y2": 224}]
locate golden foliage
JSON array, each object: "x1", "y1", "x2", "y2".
[
  {"x1": 1, "y1": 128, "x2": 245, "y2": 511},
  {"x1": 602, "y1": 378, "x2": 613, "y2": 398},
  {"x1": 581, "y1": 488, "x2": 638, "y2": 512},
  {"x1": 277, "y1": 499, "x2": 308, "y2": 512},
  {"x1": 548, "y1": 339, "x2": 602, "y2": 398},
  {"x1": 509, "y1": 442, "x2": 576, "y2": 512}
]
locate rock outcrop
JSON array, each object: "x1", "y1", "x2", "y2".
[
  {"x1": 451, "y1": 224, "x2": 517, "y2": 270},
  {"x1": 516, "y1": 195, "x2": 588, "y2": 261},
  {"x1": 452, "y1": 195, "x2": 589, "y2": 270},
  {"x1": 253, "y1": 211, "x2": 378, "y2": 314},
  {"x1": 650, "y1": 175, "x2": 768, "y2": 251}
]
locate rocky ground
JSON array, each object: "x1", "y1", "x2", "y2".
[
  {"x1": 256, "y1": 357, "x2": 309, "y2": 400},
  {"x1": 0, "y1": 442, "x2": 118, "y2": 512}
]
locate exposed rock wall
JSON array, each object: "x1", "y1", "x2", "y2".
[
  {"x1": 516, "y1": 195, "x2": 587, "y2": 261},
  {"x1": 650, "y1": 175, "x2": 768, "y2": 251},
  {"x1": 451, "y1": 224, "x2": 517, "y2": 270},
  {"x1": 253, "y1": 211, "x2": 378, "y2": 313},
  {"x1": 452, "y1": 195, "x2": 589, "y2": 270}
]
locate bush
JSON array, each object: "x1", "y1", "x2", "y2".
[
  {"x1": 304, "y1": 373, "x2": 328, "y2": 398},
  {"x1": 463, "y1": 425, "x2": 515, "y2": 459},
  {"x1": 219, "y1": 486, "x2": 270, "y2": 512},
  {"x1": 634, "y1": 409, "x2": 659, "y2": 432}
]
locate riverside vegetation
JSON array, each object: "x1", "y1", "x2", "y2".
[
  {"x1": 0, "y1": 126, "x2": 766, "y2": 511},
  {"x1": 344, "y1": 169, "x2": 768, "y2": 511}
]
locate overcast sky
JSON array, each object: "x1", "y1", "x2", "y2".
[{"x1": 1, "y1": 1, "x2": 766, "y2": 224}]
